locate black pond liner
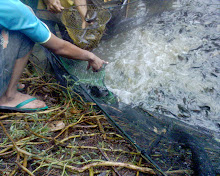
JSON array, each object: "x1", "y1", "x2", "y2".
[
  {"x1": 39, "y1": 0, "x2": 219, "y2": 175},
  {"x1": 45, "y1": 49, "x2": 219, "y2": 176}
]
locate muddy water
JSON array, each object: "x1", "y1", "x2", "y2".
[{"x1": 93, "y1": 0, "x2": 220, "y2": 136}]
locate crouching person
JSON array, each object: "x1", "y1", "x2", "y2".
[{"x1": 0, "y1": 0, "x2": 107, "y2": 112}]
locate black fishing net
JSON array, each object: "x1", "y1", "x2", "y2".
[
  {"x1": 34, "y1": 0, "x2": 220, "y2": 175},
  {"x1": 45, "y1": 51, "x2": 219, "y2": 176}
]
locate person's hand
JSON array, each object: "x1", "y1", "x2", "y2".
[
  {"x1": 43, "y1": 0, "x2": 64, "y2": 13},
  {"x1": 87, "y1": 54, "x2": 108, "y2": 72}
]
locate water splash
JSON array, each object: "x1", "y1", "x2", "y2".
[{"x1": 94, "y1": 0, "x2": 220, "y2": 134}]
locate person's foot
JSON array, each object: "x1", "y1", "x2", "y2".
[{"x1": 0, "y1": 92, "x2": 46, "y2": 109}]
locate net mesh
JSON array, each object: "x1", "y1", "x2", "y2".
[
  {"x1": 60, "y1": 57, "x2": 105, "y2": 87},
  {"x1": 61, "y1": 5, "x2": 111, "y2": 50},
  {"x1": 36, "y1": 5, "x2": 111, "y2": 50},
  {"x1": 60, "y1": 57, "x2": 117, "y2": 104}
]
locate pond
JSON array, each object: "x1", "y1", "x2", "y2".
[{"x1": 93, "y1": 0, "x2": 220, "y2": 137}]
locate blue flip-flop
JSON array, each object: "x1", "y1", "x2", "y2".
[{"x1": 0, "y1": 98, "x2": 48, "y2": 113}]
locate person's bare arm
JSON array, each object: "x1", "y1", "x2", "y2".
[
  {"x1": 42, "y1": 33, "x2": 107, "y2": 71},
  {"x1": 43, "y1": 0, "x2": 64, "y2": 13}
]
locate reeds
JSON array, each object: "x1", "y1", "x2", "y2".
[{"x1": 0, "y1": 61, "x2": 156, "y2": 175}]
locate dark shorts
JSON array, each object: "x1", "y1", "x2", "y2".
[{"x1": 0, "y1": 29, "x2": 34, "y2": 97}]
